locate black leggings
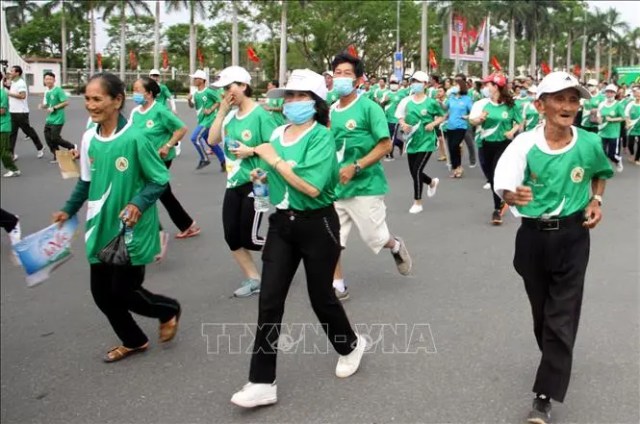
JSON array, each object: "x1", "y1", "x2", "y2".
[
  {"x1": 481, "y1": 140, "x2": 511, "y2": 210},
  {"x1": 446, "y1": 129, "x2": 467, "y2": 169},
  {"x1": 628, "y1": 135, "x2": 640, "y2": 161},
  {"x1": 407, "y1": 152, "x2": 433, "y2": 200},
  {"x1": 159, "y1": 160, "x2": 194, "y2": 232},
  {"x1": 387, "y1": 123, "x2": 404, "y2": 157},
  {"x1": 0, "y1": 208, "x2": 18, "y2": 233},
  {"x1": 222, "y1": 183, "x2": 264, "y2": 251}
]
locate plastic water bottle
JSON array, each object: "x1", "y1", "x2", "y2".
[
  {"x1": 253, "y1": 171, "x2": 270, "y2": 213},
  {"x1": 122, "y1": 211, "x2": 133, "y2": 244}
]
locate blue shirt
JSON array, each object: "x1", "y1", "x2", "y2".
[{"x1": 445, "y1": 94, "x2": 473, "y2": 130}]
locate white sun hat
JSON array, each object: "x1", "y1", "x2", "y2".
[{"x1": 267, "y1": 69, "x2": 328, "y2": 100}]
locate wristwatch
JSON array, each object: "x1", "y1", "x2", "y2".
[
  {"x1": 591, "y1": 194, "x2": 603, "y2": 206},
  {"x1": 353, "y1": 161, "x2": 362, "y2": 175}
]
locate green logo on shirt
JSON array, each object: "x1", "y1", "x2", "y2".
[
  {"x1": 146, "y1": 119, "x2": 154, "y2": 128},
  {"x1": 241, "y1": 130, "x2": 252, "y2": 141},
  {"x1": 345, "y1": 119, "x2": 357, "y2": 130},
  {"x1": 115, "y1": 157, "x2": 129, "y2": 172},
  {"x1": 570, "y1": 166, "x2": 584, "y2": 183}
]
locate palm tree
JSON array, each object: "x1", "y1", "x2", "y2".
[
  {"x1": 154, "y1": 1, "x2": 160, "y2": 70},
  {"x1": 3, "y1": 0, "x2": 39, "y2": 31},
  {"x1": 628, "y1": 27, "x2": 640, "y2": 66},
  {"x1": 166, "y1": 0, "x2": 208, "y2": 75},
  {"x1": 44, "y1": 0, "x2": 85, "y2": 84},
  {"x1": 588, "y1": 9, "x2": 609, "y2": 82},
  {"x1": 102, "y1": 0, "x2": 152, "y2": 80},
  {"x1": 522, "y1": 0, "x2": 562, "y2": 77},
  {"x1": 603, "y1": 7, "x2": 628, "y2": 80},
  {"x1": 492, "y1": 0, "x2": 528, "y2": 80}
]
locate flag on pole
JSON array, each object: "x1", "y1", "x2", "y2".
[
  {"x1": 162, "y1": 49, "x2": 169, "y2": 69},
  {"x1": 129, "y1": 50, "x2": 137, "y2": 70},
  {"x1": 573, "y1": 64, "x2": 581, "y2": 77},
  {"x1": 471, "y1": 18, "x2": 487, "y2": 53},
  {"x1": 490, "y1": 55, "x2": 502, "y2": 71},
  {"x1": 347, "y1": 44, "x2": 358, "y2": 58},
  {"x1": 96, "y1": 53, "x2": 102, "y2": 71},
  {"x1": 429, "y1": 48, "x2": 438, "y2": 69},
  {"x1": 197, "y1": 48, "x2": 204, "y2": 67},
  {"x1": 541, "y1": 61, "x2": 551, "y2": 75},
  {"x1": 247, "y1": 46, "x2": 260, "y2": 63}
]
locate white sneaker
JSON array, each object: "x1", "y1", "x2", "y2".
[
  {"x1": 230, "y1": 382, "x2": 277, "y2": 408},
  {"x1": 426, "y1": 178, "x2": 439, "y2": 198},
  {"x1": 616, "y1": 161, "x2": 624, "y2": 173},
  {"x1": 483, "y1": 182, "x2": 491, "y2": 190},
  {"x1": 409, "y1": 204, "x2": 423, "y2": 214},
  {"x1": 12, "y1": 154, "x2": 18, "y2": 161},
  {"x1": 3, "y1": 170, "x2": 21, "y2": 178},
  {"x1": 8, "y1": 219, "x2": 21, "y2": 245},
  {"x1": 37, "y1": 149, "x2": 44, "y2": 158},
  {"x1": 175, "y1": 142, "x2": 182, "y2": 157},
  {"x1": 336, "y1": 334, "x2": 367, "y2": 378}
]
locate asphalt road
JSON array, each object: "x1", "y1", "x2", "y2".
[{"x1": 1, "y1": 97, "x2": 638, "y2": 424}]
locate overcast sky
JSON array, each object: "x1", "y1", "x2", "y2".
[{"x1": 94, "y1": 0, "x2": 640, "y2": 52}]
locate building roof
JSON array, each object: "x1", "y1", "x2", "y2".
[{"x1": 24, "y1": 57, "x2": 62, "y2": 64}]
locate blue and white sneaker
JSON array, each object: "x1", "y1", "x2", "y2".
[{"x1": 234, "y1": 278, "x2": 261, "y2": 297}]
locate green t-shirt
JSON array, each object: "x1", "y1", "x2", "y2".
[
  {"x1": 156, "y1": 83, "x2": 173, "y2": 108},
  {"x1": 222, "y1": 104, "x2": 277, "y2": 188},
  {"x1": 478, "y1": 101, "x2": 516, "y2": 143},
  {"x1": 266, "y1": 97, "x2": 286, "y2": 126},
  {"x1": 384, "y1": 91, "x2": 404, "y2": 124},
  {"x1": 581, "y1": 94, "x2": 604, "y2": 128},
  {"x1": 0, "y1": 88, "x2": 10, "y2": 133},
  {"x1": 44, "y1": 86, "x2": 68, "y2": 125},
  {"x1": 396, "y1": 96, "x2": 445, "y2": 153},
  {"x1": 494, "y1": 125, "x2": 613, "y2": 218},
  {"x1": 398, "y1": 87, "x2": 411, "y2": 98},
  {"x1": 330, "y1": 95, "x2": 390, "y2": 199},
  {"x1": 267, "y1": 122, "x2": 338, "y2": 210},
  {"x1": 515, "y1": 99, "x2": 540, "y2": 131},
  {"x1": 326, "y1": 89, "x2": 340, "y2": 106},
  {"x1": 624, "y1": 101, "x2": 640, "y2": 136},
  {"x1": 193, "y1": 87, "x2": 220, "y2": 127},
  {"x1": 468, "y1": 88, "x2": 482, "y2": 102},
  {"x1": 129, "y1": 101, "x2": 185, "y2": 162},
  {"x1": 374, "y1": 87, "x2": 389, "y2": 104},
  {"x1": 597, "y1": 100, "x2": 624, "y2": 139},
  {"x1": 79, "y1": 123, "x2": 170, "y2": 265}
]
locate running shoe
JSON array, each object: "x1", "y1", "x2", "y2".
[
  {"x1": 335, "y1": 287, "x2": 350, "y2": 301},
  {"x1": 3, "y1": 170, "x2": 21, "y2": 178},
  {"x1": 616, "y1": 161, "x2": 624, "y2": 173},
  {"x1": 483, "y1": 182, "x2": 491, "y2": 190},
  {"x1": 231, "y1": 382, "x2": 277, "y2": 408},
  {"x1": 527, "y1": 398, "x2": 552, "y2": 424},
  {"x1": 196, "y1": 160, "x2": 211, "y2": 170},
  {"x1": 12, "y1": 154, "x2": 18, "y2": 161},
  {"x1": 234, "y1": 278, "x2": 261, "y2": 297},
  {"x1": 37, "y1": 149, "x2": 44, "y2": 158},
  {"x1": 175, "y1": 143, "x2": 182, "y2": 156},
  {"x1": 409, "y1": 204, "x2": 423, "y2": 214},
  {"x1": 469, "y1": 161, "x2": 478, "y2": 168},
  {"x1": 491, "y1": 210, "x2": 503, "y2": 225},
  {"x1": 335, "y1": 334, "x2": 367, "y2": 378},
  {"x1": 427, "y1": 178, "x2": 439, "y2": 198},
  {"x1": 391, "y1": 237, "x2": 412, "y2": 275}
]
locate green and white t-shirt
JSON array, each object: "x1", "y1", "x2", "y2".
[
  {"x1": 581, "y1": 93, "x2": 604, "y2": 128},
  {"x1": 44, "y1": 86, "x2": 68, "y2": 125},
  {"x1": 374, "y1": 87, "x2": 389, "y2": 104},
  {"x1": 475, "y1": 101, "x2": 516, "y2": 143},
  {"x1": 222, "y1": 104, "x2": 277, "y2": 188},
  {"x1": 156, "y1": 83, "x2": 173, "y2": 108},
  {"x1": 266, "y1": 122, "x2": 338, "y2": 210},
  {"x1": 0, "y1": 88, "x2": 10, "y2": 133},
  {"x1": 194, "y1": 87, "x2": 220, "y2": 127},
  {"x1": 624, "y1": 101, "x2": 640, "y2": 136},
  {"x1": 384, "y1": 91, "x2": 404, "y2": 124},
  {"x1": 79, "y1": 122, "x2": 170, "y2": 265},
  {"x1": 515, "y1": 99, "x2": 541, "y2": 132},
  {"x1": 265, "y1": 97, "x2": 286, "y2": 126},
  {"x1": 330, "y1": 94, "x2": 390, "y2": 199},
  {"x1": 494, "y1": 125, "x2": 613, "y2": 218},
  {"x1": 326, "y1": 89, "x2": 340, "y2": 106},
  {"x1": 129, "y1": 101, "x2": 186, "y2": 162},
  {"x1": 395, "y1": 95, "x2": 445, "y2": 153},
  {"x1": 597, "y1": 100, "x2": 624, "y2": 139}
]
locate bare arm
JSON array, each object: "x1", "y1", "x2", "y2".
[{"x1": 253, "y1": 144, "x2": 320, "y2": 198}]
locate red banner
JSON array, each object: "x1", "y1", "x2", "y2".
[
  {"x1": 490, "y1": 55, "x2": 502, "y2": 71},
  {"x1": 247, "y1": 46, "x2": 260, "y2": 63},
  {"x1": 541, "y1": 61, "x2": 551, "y2": 75},
  {"x1": 347, "y1": 45, "x2": 358, "y2": 58},
  {"x1": 162, "y1": 49, "x2": 169, "y2": 69},
  {"x1": 197, "y1": 48, "x2": 204, "y2": 67},
  {"x1": 429, "y1": 48, "x2": 438, "y2": 69},
  {"x1": 96, "y1": 53, "x2": 102, "y2": 70},
  {"x1": 573, "y1": 64, "x2": 581, "y2": 77}
]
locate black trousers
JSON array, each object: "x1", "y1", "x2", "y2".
[
  {"x1": 601, "y1": 137, "x2": 621, "y2": 164},
  {"x1": 90, "y1": 263, "x2": 180, "y2": 348},
  {"x1": 407, "y1": 152, "x2": 433, "y2": 200},
  {"x1": 387, "y1": 122, "x2": 404, "y2": 157},
  {"x1": 513, "y1": 220, "x2": 590, "y2": 403},
  {"x1": 249, "y1": 208, "x2": 358, "y2": 383},
  {"x1": 159, "y1": 160, "x2": 194, "y2": 232},
  {"x1": 446, "y1": 129, "x2": 467, "y2": 169},
  {"x1": 0, "y1": 208, "x2": 18, "y2": 232},
  {"x1": 481, "y1": 140, "x2": 511, "y2": 210},
  {"x1": 628, "y1": 135, "x2": 640, "y2": 161},
  {"x1": 9, "y1": 113, "x2": 43, "y2": 152},
  {"x1": 222, "y1": 183, "x2": 264, "y2": 251},
  {"x1": 44, "y1": 124, "x2": 74, "y2": 154}
]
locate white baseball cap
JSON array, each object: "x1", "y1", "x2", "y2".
[
  {"x1": 149, "y1": 69, "x2": 160, "y2": 76},
  {"x1": 586, "y1": 78, "x2": 598, "y2": 86},
  {"x1": 604, "y1": 84, "x2": 618, "y2": 92},
  {"x1": 536, "y1": 71, "x2": 590, "y2": 100},
  {"x1": 411, "y1": 71, "x2": 429, "y2": 83},
  {"x1": 212, "y1": 66, "x2": 251, "y2": 88},
  {"x1": 267, "y1": 69, "x2": 328, "y2": 100},
  {"x1": 527, "y1": 85, "x2": 538, "y2": 94},
  {"x1": 189, "y1": 69, "x2": 207, "y2": 81},
  {"x1": 322, "y1": 70, "x2": 333, "y2": 77},
  {"x1": 389, "y1": 75, "x2": 399, "y2": 83}
]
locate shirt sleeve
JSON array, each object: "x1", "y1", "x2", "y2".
[
  {"x1": 493, "y1": 133, "x2": 535, "y2": 199},
  {"x1": 259, "y1": 110, "x2": 277, "y2": 143},
  {"x1": 79, "y1": 131, "x2": 93, "y2": 182},
  {"x1": 589, "y1": 134, "x2": 614, "y2": 180},
  {"x1": 395, "y1": 97, "x2": 411, "y2": 120},
  {"x1": 469, "y1": 99, "x2": 487, "y2": 120},
  {"x1": 58, "y1": 87, "x2": 68, "y2": 102},
  {"x1": 135, "y1": 132, "x2": 170, "y2": 186},
  {"x1": 161, "y1": 107, "x2": 186, "y2": 132},
  {"x1": 428, "y1": 99, "x2": 445, "y2": 117},
  {"x1": 368, "y1": 101, "x2": 391, "y2": 141},
  {"x1": 294, "y1": 127, "x2": 338, "y2": 191}
]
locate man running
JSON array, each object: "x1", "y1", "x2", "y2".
[
  {"x1": 41, "y1": 72, "x2": 75, "y2": 163},
  {"x1": 148, "y1": 69, "x2": 177, "y2": 113},
  {"x1": 6, "y1": 65, "x2": 44, "y2": 160}
]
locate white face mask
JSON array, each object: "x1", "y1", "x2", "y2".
[{"x1": 390, "y1": 83, "x2": 399, "y2": 91}]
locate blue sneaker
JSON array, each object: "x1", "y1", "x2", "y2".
[{"x1": 234, "y1": 279, "x2": 261, "y2": 297}]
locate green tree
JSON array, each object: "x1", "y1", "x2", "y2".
[
  {"x1": 165, "y1": 0, "x2": 208, "y2": 75},
  {"x1": 3, "y1": 0, "x2": 40, "y2": 32},
  {"x1": 44, "y1": 0, "x2": 86, "y2": 83},
  {"x1": 602, "y1": 7, "x2": 628, "y2": 79},
  {"x1": 104, "y1": 15, "x2": 155, "y2": 68}
]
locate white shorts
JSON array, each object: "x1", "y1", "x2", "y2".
[{"x1": 335, "y1": 196, "x2": 391, "y2": 254}]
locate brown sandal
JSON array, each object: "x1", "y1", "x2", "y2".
[
  {"x1": 159, "y1": 309, "x2": 181, "y2": 343},
  {"x1": 103, "y1": 342, "x2": 149, "y2": 363}
]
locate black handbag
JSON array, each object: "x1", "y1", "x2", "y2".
[{"x1": 97, "y1": 223, "x2": 131, "y2": 266}]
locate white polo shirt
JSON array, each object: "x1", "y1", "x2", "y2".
[{"x1": 9, "y1": 78, "x2": 29, "y2": 113}]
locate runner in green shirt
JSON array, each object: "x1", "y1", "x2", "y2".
[
  {"x1": 263, "y1": 80, "x2": 286, "y2": 125},
  {"x1": 373, "y1": 77, "x2": 389, "y2": 105},
  {"x1": 53, "y1": 73, "x2": 181, "y2": 363},
  {"x1": 382, "y1": 76, "x2": 406, "y2": 161},
  {"x1": 229, "y1": 68, "x2": 363, "y2": 409},
  {"x1": 624, "y1": 86, "x2": 640, "y2": 164},
  {"x1": 328, "y1": 52, "x2": 412, "y2": 301},
  {"x1": 209, "y1": 66, "x2": 278, "y2": 298},
  {"x1": 323, "y1": 70, "x2": 340, "y2": 106},
  {"x1": 516, "y1": 85, "x2": 542, "y2": 132},
  {"x1": 597, "y1": 84, "x2": 625, "y2": 172},
  {"x1": 0, "y1": 72, "x2": 19, "y2": 176},
  {"x1": 494, "y1": 71, "x2": 612, "y2": 424},
  {"x1": 130, "y1": 77, "x2": 200, "y2": 241},
  {"x1": 41, "y1": 72, "x2": 75, "y2": 163},
  {"x1": 149, "y1": 69, "x2": 176, "y2": 113},
  {"x1": 580, "y1": 79, "x2": 604, "y2": 132}
]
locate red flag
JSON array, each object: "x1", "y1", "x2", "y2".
[
  {"x1": 602, "y1": 67, "x2": 608, "y2": 79},
  {"x1": 96, "y1": 53, "x2": 102, "y2": 70},
  {"x1": 129, "y1": 50, "x2": 137, "y2": 70},
  {"x1": 247, "y1": 46, "x2": 260, "y2": 63},
  {"x1": 541, "y1": 61, "x2": 551, "y2": 75},
  {"x1": 162, "y1": 49, "x2": 169, "y2": 69},
  {"x1": 197, "y1": 48, "x2": 204, "y2": 67},
  {"x1": 429, "y1": 48, "x2": 438, "y2": 69},
  {"x1": 347, "y1": 44, "x2": 358, "y2": 58},
  {"x1": 573, "y1": 64, "x2": 581, "y2": 77},
  {"x1": 490, "y1": 56, "x2": 502, "y2": 71}
]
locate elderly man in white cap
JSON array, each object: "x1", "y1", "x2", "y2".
[
  {"x1": 494, "y1": 72, "x2": 613, "y2": 424},
  {"x1": 148, "y1": 69, "x2": 176, "y2": 113}
]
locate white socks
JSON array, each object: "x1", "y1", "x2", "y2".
[{"x1": 333, "y1": 279, "x2": 346, "y2": 293}]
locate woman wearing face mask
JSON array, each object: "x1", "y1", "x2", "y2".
[
  {"x1": 597, "y1": 84, "x2": 625, "y2": 172},
  {"x1": 208, "y1": 66, "x2": 278, "y2": 297},
  {"x1": 468, "y1": 73, "x2": 519, "y2": 225},
  {"x1": 443, "y1": 74, "x2": 473, "y2": 178},
  {"x1": 516, "y1": 85, "x2": 542, "y2": 133},
  {"x1": 228, "y1": 69, "x2": 364, "y2": 408},
  {"x1": 52, "y1": 73, "x2": 181, "y2": 362},
  {"x1": 396, "y1": 71, "x2": 447, "y2": 214},
  {"x1": 383, "y1": 76, "x2": 406, "y2": 161},
  {"x1": 130, "y1": 78, "x2": 201, "y2": 244}
]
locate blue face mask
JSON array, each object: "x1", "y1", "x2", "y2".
[
  {"x1": 450, "y1": 86, "x2": 460, "y2": 95},
  {"x1": 519, "y1": 89, "x2": 528, "y2": 98},
  {"x1": 132, "y1": 93, "x2": 146, "y2": 105},
  {"x1": 481, "y1": 87, "x2": 492, "y2": 98},
  {"x1": 410, "y1": 82, "x2": 424, "y2": 94},
  {"x1": 333, "y1": 78, "x2": 355, "y2": 97},
  {"x1": 283, "y1": 100, "x2": 316, "y2": 125}
]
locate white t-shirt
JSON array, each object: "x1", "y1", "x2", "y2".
[{"x1": 9, "y1": 78, "x2": 29, "y2": 113}]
